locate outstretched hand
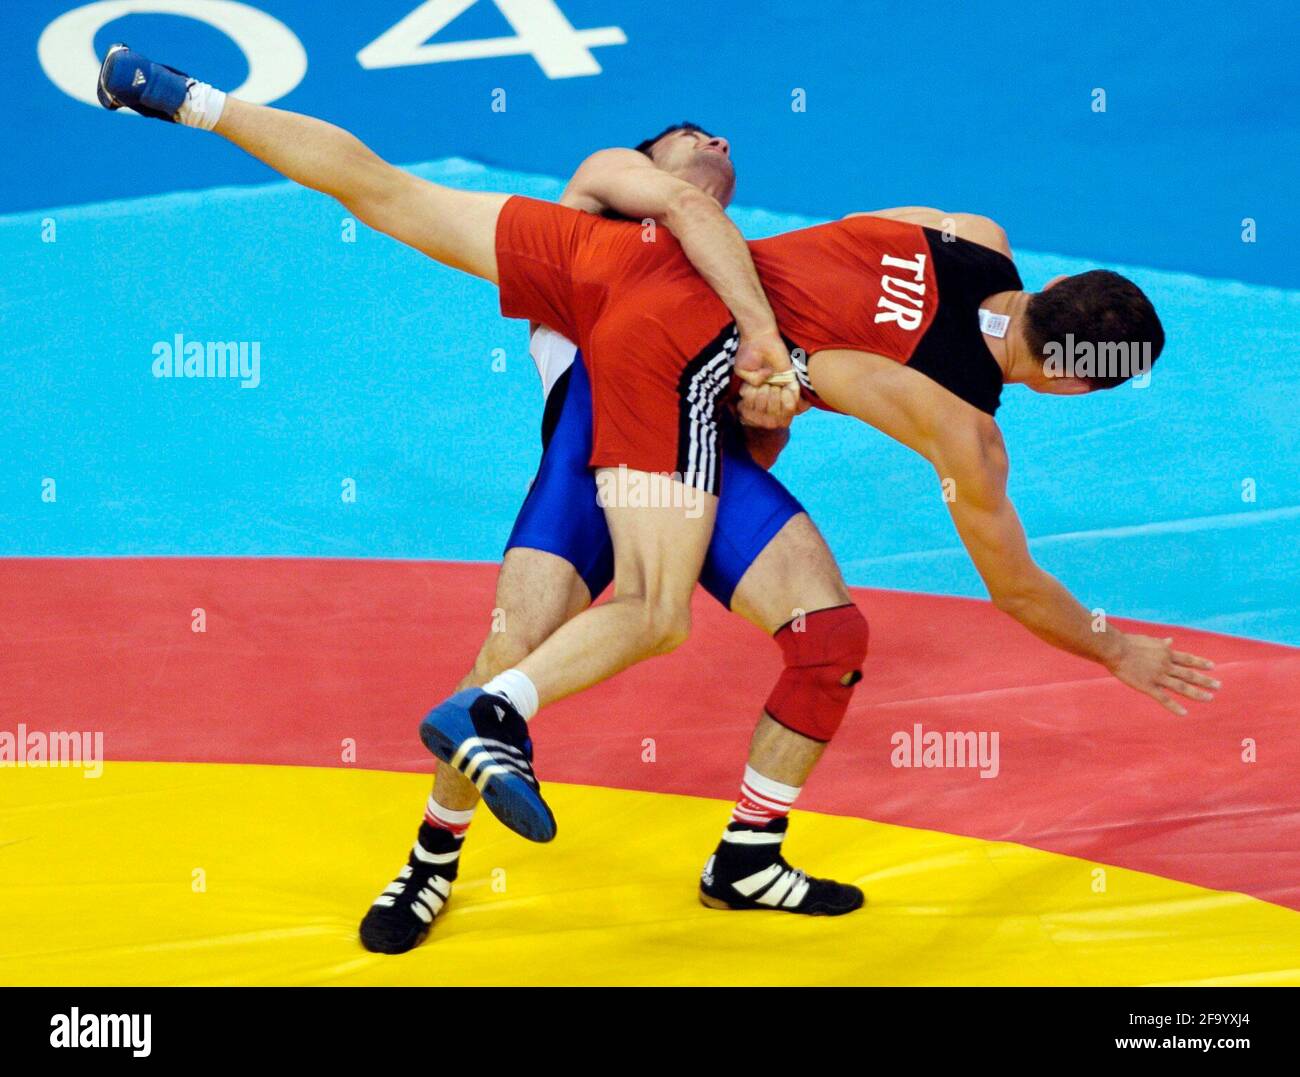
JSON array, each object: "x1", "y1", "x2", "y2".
[{"x1": 1108, "y1": 633, "x2": 1220, "y2": 716}]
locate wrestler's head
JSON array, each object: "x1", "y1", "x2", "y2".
[
  {"x1": 1020, "y1": 270, "x2": 1165, "y2": 394},
  {"x1": 635, "y1": 121, "x2": 736, "y2": 206}
]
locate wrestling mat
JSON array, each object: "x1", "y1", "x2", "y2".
[{"x1": 2, "y1": 558, "x2": 1295, "y2": 986}]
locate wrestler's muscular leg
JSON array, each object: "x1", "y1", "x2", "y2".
[
  {"x1": 212, "y1": 106, "x2": 710, "y2": 702},
  {"x1": 417, "y1": 473, "x2": 713, "y2": 847},
  {"x1": 430, "y1": 549, "x2": 591, "y2": 812},
  {"x1": 360, "y1": 548, "x2": 590, "y2": 953},
  {"x1": 210, "y1": 102, "x2": 714, "y2": 701},
  {"x1": 214, "y1": 99, "x2": 507, "y2": 281},
  {"x1": 516, "y1": 472, "x2": 716, "y2": 705},
  {"x1": 729, "y1": 512, "x2": 853, "y2": 784},
  {"x1": 696, "y1": 511, "x2": 866, "y2": 915}
]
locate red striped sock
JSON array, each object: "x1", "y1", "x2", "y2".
[
  {"x1": 423, "y1": 795, "x2": 476, "y2": 837},
  {"x1": 731, "y1": 765, "x2": 802, "y2": 827}
]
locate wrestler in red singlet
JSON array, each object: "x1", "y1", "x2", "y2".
[{"x1": 495, "y1": 197, "x2": 1020, "y2": 492}]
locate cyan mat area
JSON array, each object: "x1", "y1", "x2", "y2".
[{"x1": 3, "y1": 159, "x2": 1297, "y2": 642}]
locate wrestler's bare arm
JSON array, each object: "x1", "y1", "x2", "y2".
[
  {"x1": 560, "y1": 148, "x2": 795, "y2": 391},
  {"x1": 561, "y1": 149, "x2": 774, "y2": 336},
  {"x1": 806, "y1": 346, "x2": 1219, "y2": 714}
]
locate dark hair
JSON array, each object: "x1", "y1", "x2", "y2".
[
  {"x1": 1024, "y1": 270, "x2": 1165, "y2": 389},
  {"x1": 634, "y1": 121, "x2": 713, "y2": 157}
]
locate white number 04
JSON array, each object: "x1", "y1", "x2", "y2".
[
  {"x1": 39, "y1": 0, "x2": 626, "y2": 109},
  {"x1": 359, "y1": 0, "x2": 625, "y2": 79}
]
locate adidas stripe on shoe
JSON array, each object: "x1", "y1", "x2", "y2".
[
  {"x1": 419, "y1": 688, "x2": 557, "y2": 843},
  {"x1": 359, "y1": 823, "x2": 462, "y2": 954},
  {"x1": 699, "y1": 817, "x2": 864, "y2": 916}
]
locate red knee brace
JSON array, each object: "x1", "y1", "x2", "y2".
[{"x1": 765, "y1": 603, "x2": 869, "y2": 742}]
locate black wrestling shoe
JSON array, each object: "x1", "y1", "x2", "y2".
[
  {"x1": 699, "y1": 817, "x2": 864, "y2": 916},
  {"x1": 359, "y1": 823, "x2": 462, "y2": 954}
]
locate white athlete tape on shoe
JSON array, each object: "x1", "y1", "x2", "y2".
[
  {"x1": 720, "y1": 829, "x2": 786, "y2": 846},
  {"x1": 410, "y1": 844, "x2": 460, "y2": 866}
]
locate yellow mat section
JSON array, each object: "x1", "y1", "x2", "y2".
[{"x1": 2, "y1": 761, "x2": 1296, "y2": 986}]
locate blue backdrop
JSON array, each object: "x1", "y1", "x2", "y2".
[
  {"x1": 4, "y1": 3, "x2": 1299, "y2": 646},
  {"x1": 7, "y1": 0, "x2": 1299, "y2": 286}
]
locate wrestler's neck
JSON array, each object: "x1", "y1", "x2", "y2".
[{"x1": 979, "y1": 290, "x2": 1039, "y2": 384}]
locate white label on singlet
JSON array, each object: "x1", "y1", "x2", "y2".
[
  {"x1": 978, "y1": 308, "x2": 1010, "y2": 339},
  {"x1": 529, "y1": 325, "x2": 579, "y2": 400}
]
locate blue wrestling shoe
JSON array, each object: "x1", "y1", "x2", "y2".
[
  {"x1": 97, "y1": 43, "x2": 193, "y2": 121},
  {"x1": 419, "y1": 689, "x2": 557, "y2": 843}
]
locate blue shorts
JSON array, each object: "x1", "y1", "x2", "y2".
[{"x1": 506, "y1": 354, "x2": 804, "y2": 608}]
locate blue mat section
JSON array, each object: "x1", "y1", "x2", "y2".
[
  {"x1": 2, "y1": 160, "x2": 1298, "y2": 644},
  {"x1": 8, "y1": 0, "x2": 1299, "y2": 286}
]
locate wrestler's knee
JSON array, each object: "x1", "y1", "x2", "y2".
[
  {"x1": 765, "y1": 602, "x2": 869, "y2": 742},
  {"x1": 476, "y1": 627, "x2": 535, "y2": 677},
  {"x1": 652, "y1": 604, "x2": 692, "y2": 655},
  {"x1": 461, "y1": 607, "x2": 558, "y2": 688},
  {"x1": 621, "y1": 594, "x2": 692, "y2": 656}
]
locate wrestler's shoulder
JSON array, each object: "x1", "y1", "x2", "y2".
[
  {"x1": 841, "y1": 207, "x2": 1010, "y2": 255},
  {"x1": 949, "y1": 213, "x2": 1010, "y2": 256}
]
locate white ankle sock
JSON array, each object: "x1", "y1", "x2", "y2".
[
  {"x1": 423, "y1": 795, "x2": 475, "y2": 837},
  {"x1": 481, "y1": 669, "x2": 540, "y2": 721},
  {"x1": 177, "y1": 81, "x2": 226, "y2": 131},
  {"x1": 731, "y1": 765, "x2": 802, "y2": 826}
]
